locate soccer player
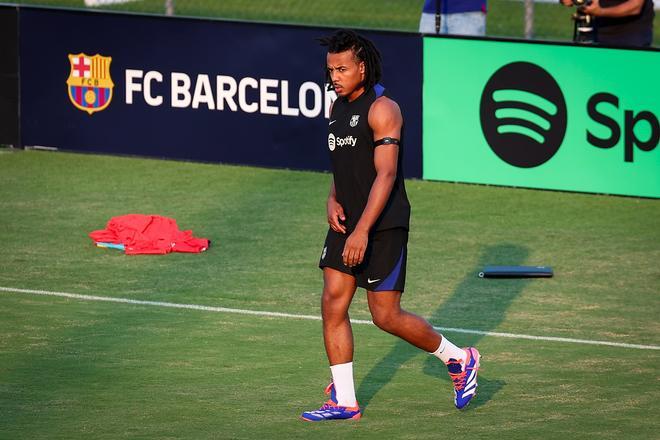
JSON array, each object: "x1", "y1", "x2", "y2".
[{"x1": 300, "y1": 30, "x2": 480, "y2": 422}]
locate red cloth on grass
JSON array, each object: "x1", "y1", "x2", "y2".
[{"x1": 89, "y1": 214, "x2": 209, "y2": 255}]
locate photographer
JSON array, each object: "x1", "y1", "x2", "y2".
[{"x1": 560, "y1": 0, "x2": 655, "y2": 47}]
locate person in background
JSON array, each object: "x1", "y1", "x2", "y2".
[
  {"x1": 419, "y1": 0, "x2": 487, "y2": 36},
  {"x1": 560, "y1": 0, "x2": 654, "y2": 47}
]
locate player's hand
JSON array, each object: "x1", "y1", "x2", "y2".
[
  {"x1": 559, "y1": 0, "x2": 572, "y2": 6},
  {"x1": 343, "y1": 229, "x2": 368, "y2": 267},
  {"x1": 327, "y1": 197, "x2": 347, "y2": 234}
]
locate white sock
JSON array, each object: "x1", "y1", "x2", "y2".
[
  {"x1": 430, "y1": 336, "x2": 466, "y2": 368},
  {"x1": 330, "y1": 362, "x2": 358, "y2": 407}
]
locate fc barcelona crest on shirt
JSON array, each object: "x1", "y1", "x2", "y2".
[
  {"x1": 66, "y1": 53, "x2": 114, "y2": 115},
  {"x1": 350, "y1": 114, "x2": 360, "y2": 127}
]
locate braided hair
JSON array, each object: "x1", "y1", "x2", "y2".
[{"x1": 319, "y1": 29, "x2": 382, "y2": 92}]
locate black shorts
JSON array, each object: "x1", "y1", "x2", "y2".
[{"x1": 319, "y1": 227, "x2": 408, "y2": 292}]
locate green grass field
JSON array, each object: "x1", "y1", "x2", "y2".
[
  {"x1": 1, "y1": 149, "x2": 659, "y2": 439},
  {"x1": 4, "y1": 0, "x2": 660, "y2": 47}
]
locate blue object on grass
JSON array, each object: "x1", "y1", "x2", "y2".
[
  {"x1": 95, "y1": 242, "x2": 126, "y2": 251},
  {"x1": 479, "y1": 266, "x2": 553, "y2": 278}
]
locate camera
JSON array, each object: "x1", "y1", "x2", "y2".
[{"x1": 570, "y1": 0, "x2": 595, "y2": 43}]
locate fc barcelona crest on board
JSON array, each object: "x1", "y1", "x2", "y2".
[{"x1": 66, "y1": 53, "x2": 114, "y2": 115}]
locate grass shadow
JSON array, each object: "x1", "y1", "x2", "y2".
[{"x1": 357, "y1": 243, "x2": 530, "y2": 412}]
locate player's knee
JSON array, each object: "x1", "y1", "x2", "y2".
[
  {"x1": 321, "y1": 287, "x2": 348, "y2": 318},
  {"x1": 370, "y1": 308, "x2": 400, "y2": 333},
  {"x1": 321, "y1": 294, "x2": 334, "y2": 317},
  {"x1": 322, "y1": 286, "x2": 343, "y2": 306}
]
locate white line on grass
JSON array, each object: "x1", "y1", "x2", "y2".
[{"x1": 1, "y1": 286, "x2": 658, "y2": 351}]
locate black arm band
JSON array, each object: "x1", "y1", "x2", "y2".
[{"x1": 374, "y1": 137, "x2": 400, "y2": 147}]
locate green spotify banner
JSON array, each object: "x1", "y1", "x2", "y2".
[{"x1": 423, "y1": 38, "x2": 659, "y2": 198}]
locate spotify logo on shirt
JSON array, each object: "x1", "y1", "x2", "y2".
[{"x1": 480, "y1": 62, "x2": 567, "y2": 168}]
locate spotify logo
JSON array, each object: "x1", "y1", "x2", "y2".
[
  {"x1": 328, "y1": 133, "x2": 336, "y2": 151},
  {"x1": 480, "y1": 62, "x2": 567, "y2": 168}
]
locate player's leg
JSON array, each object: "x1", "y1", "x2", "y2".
[
  {"x1": 366, "y1": 289, "x2": 440, "y2": 351},
  {"x1": 367, "y1": 290, "x2": 481, "y2": 409},
  {"x1": 321, "y1": 267, "x2": 357, "y2": 366},
  {"x1": 301, "y1": 232, "x2": 361, "y2": 421},
  {"x1": 301, "y1": 268, "x2": 361, "y2": 421},
  {"x1": 362, "y1": 228, "x2": 480, "y2": 409},
  {"x1": 317, "y1": 229, "x2": 358, "y2": 368},
  {"x1": 366, "y1": 291, "x2": 466, "y2": 362}
]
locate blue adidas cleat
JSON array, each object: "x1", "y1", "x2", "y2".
[
  {"x1": 300, "y1": 383, "x2": 362, "y2": 421},
  {"x1": 446, "y1": 347, "x2": 481, "y2": 410}
]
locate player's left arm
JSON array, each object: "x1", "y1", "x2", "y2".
[{"x1": 342, "y1": 97, "x2": 402, "y2": 267}]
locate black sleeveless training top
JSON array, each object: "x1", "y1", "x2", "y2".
[{"x1": 327, "y1": 84, "x2": 410, "y2": 233}]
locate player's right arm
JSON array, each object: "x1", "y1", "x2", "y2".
[
  {"x1": 326, "y1": 100, "x2": 346, "y2": 234},
  {"x1": 327, "y1": 179, "x2": 346, "y2": 234}
]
